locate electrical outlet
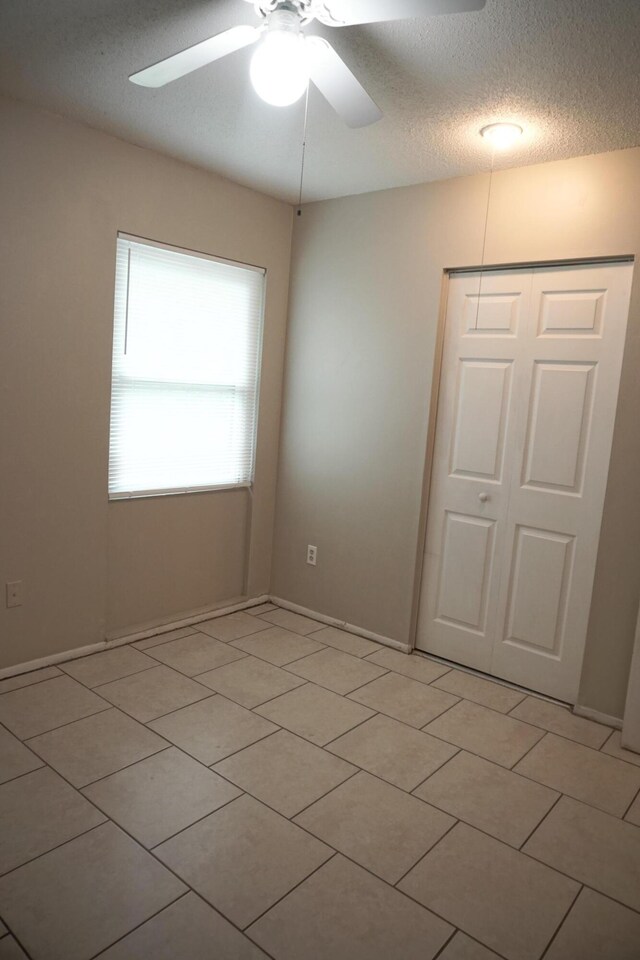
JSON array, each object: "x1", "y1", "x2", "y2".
[
  {"x1": 6, "y1": 581, "x2": 24, "y2": 608},
  {"x1": 306, "y1": 544, "x2": 317, "y2": 566}
]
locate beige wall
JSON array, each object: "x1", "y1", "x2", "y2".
[
  {"x1": 0, "y1": 94, "x2": 293, "y2": 667},
  {"x1": 3, "y1": 89, "x2": 639, "y2": 716},
  {"x1": 273, "y1": 147, "x2": 640, "y2": 719}
]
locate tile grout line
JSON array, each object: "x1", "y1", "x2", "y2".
[
  {"x1": 407, "y1": 748, "x2": 464, "y2": 798},
  {"x1": 517, "y1": 791, "x2": 564, "y2": 851},
  {"x1": 321, "y1": 710, "x2": 382, "y2": 748},
  {"x1": 285, "y1": 768, "x2": 362, "y2": 821},
  {"x1": 363, "y1": 649, "x2": 453, "y2": 680},
  {"x1": 62, "y1": 662, "x2": 160, "y2": 691},
  {"x1": 517, "y1": 843, "x2": 640, "y2": 916},
  {"x1": 242, "y1": 852, "x2": 338, "y2": 940},
  {"x1": 621, "y1": 781, "x2": 640, "y2": 820},
  {"x1": 33, "y1": 738, "x2": 173, "y2": 790},
  {"x1": 99, "y1": 810, "x2": 279, "y2": 960},
  {"x1": 0, "y1": 914, "x2": 34, "y2": 960},
  {"x1": 345, "y1": 678, "x2": 460, "y2": 717},
  {"x1": 324, "y1": 739, "x2": 456, "y2": 795},
  {"x1": 511, "y1": 740, "x2": 640, "y2": 820},
  {"x1": 13, "y1": 704, "x2": 114, "y2": 744},
  {"x1": 278, "y1": 662, "x2": 393, "y2": 697},
  {"x1": 138, "y1": 648, "x2": 250, "y2": 680},
  {"x1": 506, "y1": 728, "x2": 548, "y2": 771},
  {"x1": 227, "y1": 643, "x2": 329, "y2": 670},
  {"x1": 418, "y1": 695, "x2": 465, "y2": 732},
  {"x1": 0, "y1": 670, "x2": 63, "y2": 696},
  {"x1": 85, "y1": 891, "x2": 192, "y2": 960},
  {"x1": 600, "y1": 728, "x2": 617, "y2": 752},
  {"x1": 0, "y1": 763, "x2": 48, "y2": 790},
  {"x1": 227, "y1": 682, "x2": 313, "y2": 713},
  {"x1": 198, "y1": 727, "x2": 284, "y2": 768},
  {"x1": 0, "y1": 819, "x2": 108, "y2": 882},
  {"x1": 90, "y1": 688, "x2": 218, "y2": 726},
  {"x1": 416, "y1": 650, "x2": 568, "y2": 704},
  {"x1": 399, "y1": 784, "x2": 640, "y2": 919},
  {"x1": 189, "y1": 677, "x2": 309, "y2": 712},
  {"x1": 336, "y1": 668, "x2": 395, "y2": 697},
  {"x1": 144, "y1": 791, "x2": 245, "y2": 851},
  {"x1": 392, "y1": 815, "x2": 460, "y2": 889},
  {"x1": 143, "y1": 619, "x2": 274, "y2": 655},
  {"x1": 409, "y1": 774, "x2": 565, "y2": 859},
  {"x1": 538, "y1": 883, "x2": 583, "y2": 960},
  {"x1": 430, "y1": 927, "x2": 458, "y2": 960}
]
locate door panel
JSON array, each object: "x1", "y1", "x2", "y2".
[
  {"x1": 417, "y1": 271, "x2": 532, "y2": 672},
  {"x1": 417, "y1": 261, "x2": 633, "y2": 702},
  {"x1": 521, "y1": 361, "x2": 595, "y2": 494},
  {"x1": 450, "y1": 360, "x2": 512, "y2": 482},
  {"x1": 461, "y1": 291, "x2": 521, "y2": 336},
  {"x1": 435, "y1": 512, "x2": 495, "y2": 634},
  {"x1": 503, "y1": 526, "x2": 574, "y2": 656},
  {"x1": 538, "y1": 288, "x2": 605, "y2": 337}
]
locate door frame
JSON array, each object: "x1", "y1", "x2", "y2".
[{"x1": 408, "y1": 254, "x2": 635, "y2": 669}]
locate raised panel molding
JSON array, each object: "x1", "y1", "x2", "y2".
[
  {"x1": 462, "y1": 291, "x2": 521, "y2": 336},
  {"x1": 435, "y1": 512, "x2": 495, "y2": 635},
  {"x1": 522, "y1": 361, "x2": 596, "y2": 494},
  {"x1": 450, "y1": 359, "x2": 512, "y2": 482},
  {"x1": 503, "y1": 526, "x2": 574, "y2": 658},
  {"x1": 538, "y1": 289, "x2": 605, "y2": 337}
]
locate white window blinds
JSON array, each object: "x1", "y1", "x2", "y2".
[{"x1": 108, "y1": 234, "x2": 265, "y2": 499}]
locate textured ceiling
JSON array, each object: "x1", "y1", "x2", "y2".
[{"x1": 1, "y1": 0, "x2": 639, "y2": 202}]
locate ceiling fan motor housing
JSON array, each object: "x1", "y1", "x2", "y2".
[
  {"x1": 255, "y1": 0, "x2": 315, "y2": 24},
  {"x1": 262, "y1": 6, "x2": 305, "y2": 35}
]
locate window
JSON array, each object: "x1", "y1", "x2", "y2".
[{"x1": 108, "y1": 234, "x2": 265, "y2": 499}]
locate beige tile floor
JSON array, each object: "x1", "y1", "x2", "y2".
[{"x1": 0, "y1": 607, "x2": 639, "y2": 959}]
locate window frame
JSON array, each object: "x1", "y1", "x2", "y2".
[{"x1": 108, "y1": 232, "x2": 266, "y2": 501}]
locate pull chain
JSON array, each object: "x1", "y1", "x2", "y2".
[
  {"x1": 474, "y1": 144, "x2": 496, "y2": 330},
  {"x1": 297, "y1": 81, "x2": 310, "y2": 215}
]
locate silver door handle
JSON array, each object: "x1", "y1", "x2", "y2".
[{"x1": 478, "y1": 492, "x2": 490, "y2": 502}]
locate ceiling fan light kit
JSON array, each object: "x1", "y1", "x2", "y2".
[
  {"x1": 249, "y1": 9, "x2": 309, "y2": 106},
  {"x1": 129, "y1": 0, "x2": 486, "y2": 127}
]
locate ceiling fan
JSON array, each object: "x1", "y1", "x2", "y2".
[{"x1": 130, "y1": 0, "x2": 486, "y2": 128}]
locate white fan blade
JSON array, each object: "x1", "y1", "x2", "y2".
[
  {"x1": 130, "y1": 25, "x2": 259, "y2": 87},
  {"x1": 317, "y1": 0, "x2": 485, "y2": 27},
  {"x1": 306, "y1": 37, "x2": 382, "y2": 128}
]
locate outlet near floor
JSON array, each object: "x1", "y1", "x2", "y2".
[{"x1": 306, "y1": 545, "x2": 317, "y2": 566}]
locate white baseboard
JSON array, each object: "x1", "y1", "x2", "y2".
[
  {"x1": 269, "y1": 596, "x2": 410, "y2": 653},
  {"x1": 0, "y1": 595, "x2": 270, "y2": 681},
  {"x1": 572, "y1": 703, "x2": 623, "y2": 729},
  {"x1": 4, "y1": 590, "x2": 623, "y2": 728},
  {"x1": 0, "y1": 592, "x2": 407, "y2": 681}
]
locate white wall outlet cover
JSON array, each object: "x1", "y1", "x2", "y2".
[
  {"x1": 306, "y1": 545, "x2": 317, "y2": 566},
  {"x1": 6, "y1": 581, "x2": 24, "y2": 608}
]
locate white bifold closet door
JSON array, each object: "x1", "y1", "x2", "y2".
[{"x1": 416, "y1": 261, "x2": 633, "y2": 703}]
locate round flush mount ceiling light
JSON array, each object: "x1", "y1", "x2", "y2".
[
  {"x1": 480, "y1": 122, "x2": 524, "y2": 150},
  {"x1": 250, "y1": 10, "x2": 309, "y2": 107}
]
